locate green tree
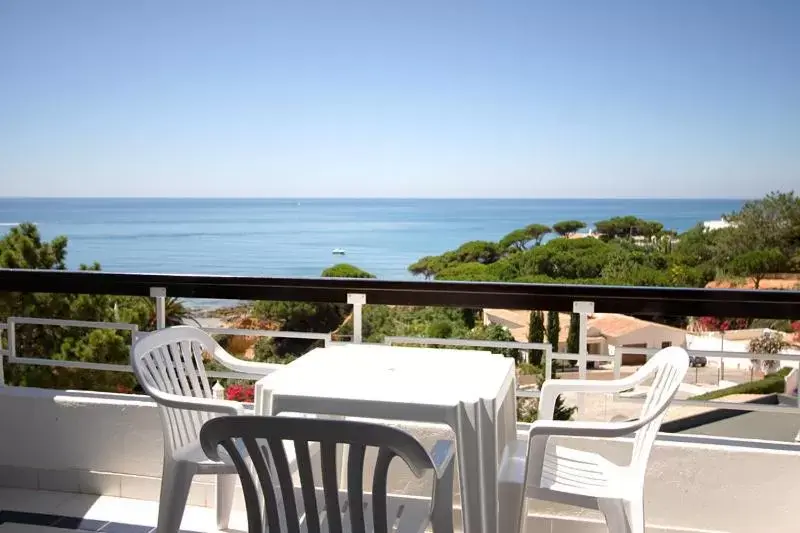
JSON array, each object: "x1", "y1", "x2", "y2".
[
  {"x1": 461, "y1": 308, "x2": 477, "y2": 329},
  {"x1": 524, "y1": 224, "x2": 552, "y2": 246},
  {"x1": 546, "y1": 311, "x2": 560, "y2": 353},
  {"x1": 594, "y1": 216, "x2": 663, "y2": 241},
  {"x1": 0, "y1": 223, "x2": 138, "y2": 392},
  {"x1": 722, "y1": 191, "x2": 800, "y2": 260},
  {"x1": 671, "y1": 224, "x2": 719, "y2": 268},
  {"x1": 467, "y1": 324, "x2": 521, "y2": 362},
  {"x1": 435, "y1": 262, "x2": 497, "y2": 281},
  {"x1": 499, "y1": 224, "x2": 551, "y2": 252},
  {"x1": 253, "y1": 262, "x2": 362, "y2": 357},
  {"x1": 408, "y1": 256, "x2": 441, "y2": 279},
  {"x1": 552, "y1": 220, "x2": 586, "y2": 237},
  {"x1": 499, "y1": 228, "x2": 533, "y2": 252},
  {"x1": 427, "y1": 320, "x2": 454, "y2": 338},
  {"x1": 321, "y1": 263, "x2": 376, "y2": 278},
  {"x1": 527, "y1": 310, "x2": 545, "y2": 365},
  {"x1": 728, "y1": 248, "x2": 786, "y2": 289},
  {"x1": 566, "y1": 313, "x2": 580, "y2": 355},
  {"x1": 123, "y1": 296, "x2": 196, "y2": 329},
  {"x1": 453, "y1": 241, "x2": 501, "y2": 264}
]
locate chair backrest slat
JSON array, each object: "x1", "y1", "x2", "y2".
[
  {"x1": 171, "y1": 343, "x2": 205, "y2": 437},
  {"x1": 347, "y1": 445, "x2": 367, "y2": 533},
  {"x1": 630, "y1": 346, "x2": 689, "y2": 476},
  {"x1": 131, "y1": 327, "x2": 230, "y2": 454},
  {"x1": 242, "y1": 437, "x2": 282, "y2": 533},
  {"x1": 371, "y1": 448, "x2": 396, "y2": 533},
  {"x1": 190, "y1": 341, "x2": 213, "y2": 397},
  {"x1": 294, "y1": 440, "x2": 321, "y2": 533},
  {"x1": 267, "y1": 437, "x2": 301, "y2": 533},
  {"x1": 200, "y1": 416, "x2": 438, "y2": 533},
  {"x1": 223, "y1": 438, "x2": 266, "y2": 533},
  {"x1": 321, "y1": 441, "x2": 343, "y2": 533}
]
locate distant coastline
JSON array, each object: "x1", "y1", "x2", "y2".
[{"x1": 0, "y1": 197, "x2": 745, "y2": 282}]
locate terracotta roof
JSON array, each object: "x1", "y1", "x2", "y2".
[
  {"x1": 705, "y1": 278, "x2": 799, "y2": 290},
  {"x1": 588, "y1": 314, "x2": 654, "y2": 338},
  {"x1": 484, "y1": 309, "x2": 685, "y2": 343},
  {"x1": 483, "y1": 308, "x2": 529, "y2": 328}
]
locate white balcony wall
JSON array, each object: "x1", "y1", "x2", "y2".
[{"x1": 0, "y1": 386, "x2": 798, "y2": 532}]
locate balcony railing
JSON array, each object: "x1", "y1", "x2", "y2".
[{"x1": 1, "y1": 268, "x2": 799, "y2": 429}]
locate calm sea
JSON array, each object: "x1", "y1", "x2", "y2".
[{"x1": 0, "y1": 198, "x2": 745, "y2": 281}]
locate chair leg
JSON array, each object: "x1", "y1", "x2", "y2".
[
  {"x1": 623, "y1": 499, "x2": 644, "y2": 533},
  {"x1": 598, "y1": 499, "x2": 629, "y2": 533},
  {"x1": 430, "y1": 457, "x2": 454, "y2": 533},
  {"x1": 158, "y1": 460, "x2": 194, "y2": 533},
  {"x1": 215, "y1": 474, "x2": 237, "y2": 530},
  {"x1": 497, "y1": 475, "x2": 526, "y2": 533}
]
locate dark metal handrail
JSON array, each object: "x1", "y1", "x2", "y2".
[{"x1": 0, "y1": 268, "x2": 797, "y2": 318}]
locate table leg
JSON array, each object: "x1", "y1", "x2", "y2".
[
  {"x1": 254, "y1": 380, "x2": 273, "y2": 416},
  {"x1": 454, "y1": 401, "x2": 481, "y2": 533},
  {"x1": 478, "y1": 378, "x2": 518, "y2": 533}
]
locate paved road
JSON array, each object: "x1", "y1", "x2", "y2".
[
  {"x1": 557, "y1": 365, "x2": 757, "y2": 386},
  {"x1": 680, "y1": 410, "x2": 800, "y2": 442}
]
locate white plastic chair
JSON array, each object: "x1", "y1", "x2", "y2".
[
  {"x1": 131, "y1": 325, "x2": 284, "y2": 533},
  {"x1": 200, "y1": 415, "x2": 456, "y2": 533},
  {"x1": 498, "y1": 346, "x2": 689, "y2": 533}
]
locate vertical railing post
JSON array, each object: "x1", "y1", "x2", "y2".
[
  {"x1": 347, "y1": 293, "x2": 366, "y2": 344},
  {"x1": 8, "y1": 319, "x2": 16, "y2": 361},
  {"x1": 573, "y1": 301, "x2": 594, "y2": 380},
  {"x1": 0, "y1": 325, "x2": 5, "y2": 387},
  {"x1": 545, "y1": 345, "x2": 553, "y2": 381},
  {"x1": 573, "y1": 301, "x2": 594, "y2": 414},
  {"x1": 609, "y1": 345, "x2": 622, "y2": 380},
  {"x1": 150, "y1": 287, "x2": 167, "y2": 330}
]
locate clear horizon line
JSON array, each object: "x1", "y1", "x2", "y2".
[{"x1": 0, "y1": 195, "x2": 758, "y2": 200}]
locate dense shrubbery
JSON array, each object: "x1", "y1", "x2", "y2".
[
  {"x1": 0, "y1": 223, "x2": 195, "y2": 392},
  {"x1": 691, "y1": 368, "x2": 792, "y2": 400},
  {"x1": 406, "y1": 192, "x2": 800, "y2": 292},
  {"x1": 321, "y1": 263, "x2": 376, "y2": 279}
]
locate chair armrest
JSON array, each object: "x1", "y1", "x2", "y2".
[
  {"x1": 428, "y1": 439, "x2": 455, "y2": 480},
  {"x1": 528, "y1": 419, "x2": 644, "y2": 439},
  {"x1": 147, "y1": 387, "x2": 245, "y2": 416},
  {"x1": 211, "y1": 345, "x2": 285, "y2": 376},
  {"x1": 541, "y1": 375, "x2": 640, "y2": 396},
  {"x1": 537, "y1": 374, "x2": 642, "y2": 420}
]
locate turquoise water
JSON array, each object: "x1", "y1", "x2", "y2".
[{"x1": 0, "y1": 198, "x2": 745, "y2": 279}]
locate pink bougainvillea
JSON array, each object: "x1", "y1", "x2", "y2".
[
  {"x1": 225, "y1": 384, "x2": 255, "y2": 403},
  {"x1": 695, "y1": 316, "x2": 748, "y2": 333}
]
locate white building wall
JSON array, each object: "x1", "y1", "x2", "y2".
[
  {"x1": 687, "y1": 333, "x2": 800, "y2": 371},
  {"x1": 610, "y1": 324, "x2": 687, "y2": 350}
]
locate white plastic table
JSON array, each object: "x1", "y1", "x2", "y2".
[{"x1": 254, "y1": 344, "x2": 517, "y2": 533}]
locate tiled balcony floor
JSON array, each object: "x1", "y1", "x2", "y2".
[{"x1": 0, "y1": 488, "x2": 248, "y2": 533}]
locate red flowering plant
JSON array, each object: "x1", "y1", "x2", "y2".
[
  {"x1": 225, "y1": 383, "x2": 255, "y2": 403},
  {"x1": 791, "y1": 321, "x2": 800, "y2": 341},
  {"x1": 695, "y1": 316, "x2": 748, "y2": 333}
]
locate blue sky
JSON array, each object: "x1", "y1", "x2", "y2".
[{"x1": 0, "y1": 1, "x2": 797, "y2": 198}]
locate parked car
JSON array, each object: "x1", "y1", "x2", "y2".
[{"x1": 689, "y1": 354, "x2": 707, "y2": 367}]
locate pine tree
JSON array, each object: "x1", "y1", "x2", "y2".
[
  {"x1": 527, "y1": 311, "x2": 545, "y2": 366},
  {"x1": 546, "y1": 311, "x2": 560, "y2": 352}
]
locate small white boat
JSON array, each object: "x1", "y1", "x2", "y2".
[{"x1": 332, "y1": 248, "x2": 346, "y2": 255}]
